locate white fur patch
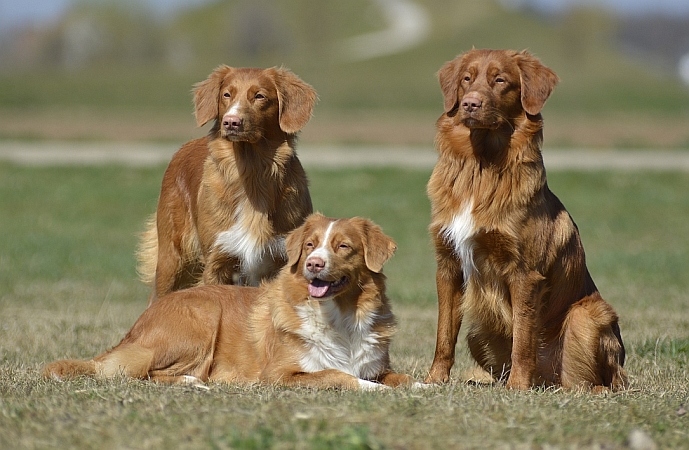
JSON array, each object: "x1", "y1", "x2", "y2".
[
  {"x1": 225, "y1": 103, "x2": 240, "y2": 116},
  {"x1": 214, "y1": 217, "x2": 286, "y2": 285},
  {"x1": 441, "y1": 201, "x2": 476, "y2": 284},
  {"x1": 358, "y1": 379, "x2": 389, "y2": 391},
  {"x1": 181, "y1": 375, "x2": 210, "y2": 390},
  {"x1": 295, "y1": 299, "x2": 389, "y2": 381},
  {"x1": 309, "y1": 221, "x2": 335, "y2": 261}
]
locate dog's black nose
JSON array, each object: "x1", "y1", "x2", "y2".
[
  {"x1": 461, "y1": 95, "x2": 482, "y2": 112},
  {"x1": 222, "y1": 114, "x2": 243, "y2": 131},
  {"x1": 306, "y1": 256, "x2": 325, "y2": 273}
]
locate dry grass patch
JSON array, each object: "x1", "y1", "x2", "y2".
[{"x1": 1, "y1": 165, "x2": 688, "y2": 448}]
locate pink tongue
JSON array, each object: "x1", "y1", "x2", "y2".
[{"x1": 308, "y1": 279, "x2": 331, "y2": 298}]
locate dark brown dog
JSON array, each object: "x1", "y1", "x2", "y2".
[
  {"x1": 44, "y1": 214, "x2": 413, "y2": 390},
  {"x1": 424, "y1": 49, "x2": 627, "y2": 390},
  {"x1": 138, "y1": 66, "x2": 316, "y2": 305}
]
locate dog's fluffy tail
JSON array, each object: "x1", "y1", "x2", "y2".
[
  {"x1": 137, "y1": 213, "x2": 158, "y2": 285},
  {"x1": 43, "y1": 344, "x2": 155, "y2": 381},
  {"x1": 43, "y1": 359, "x2": 97, "y2": 380},
  {"x1": 560, "y1": 294, "x2": 628, "y2": 391}
]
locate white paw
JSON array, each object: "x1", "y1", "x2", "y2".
[
  {"x1": 357, "y1": 379, "x2": 390, "y2": 391},
  {"x1": 181, "y1": 375, "x2": 210, "y2": 391},
  {"x1": 411, "y1": 382, "x2": 433, "y2": 390}
]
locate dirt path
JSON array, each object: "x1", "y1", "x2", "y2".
[{"x1": 1, "y1": 141, "x2": 689, "y2": 171}]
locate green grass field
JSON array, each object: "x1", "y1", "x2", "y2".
[{"x1": 1, "y1": 163, "x2": 688, "y2": 449}]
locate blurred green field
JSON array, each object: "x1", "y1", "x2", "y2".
[{"x1": 0, "y1": 163, "x2": 688, "y2": 448}]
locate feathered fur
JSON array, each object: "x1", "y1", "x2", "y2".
[
  {"x1": 424, "y1": 49, "x2": 627, "y2": 391},
  {"x1": 46, "y1": 215, "x2": 412, "y2": 391},
  {"x1": 138, "y1": 66, "x2": 316, "y2": 305}
]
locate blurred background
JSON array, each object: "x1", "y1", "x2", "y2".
[{"x1": 0, "y1": 0, "x2": 688, "y2": 148}]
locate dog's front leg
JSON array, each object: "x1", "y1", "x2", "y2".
[
  {"x1": 277, "y1": 369, "x2": 363, "y2": 390},
  {"x1": 425, "y1": 254, "x2": 465, "y2": 384},
  {"x1": 505, "y1": 271, "x2": 545, "y2": 390}
]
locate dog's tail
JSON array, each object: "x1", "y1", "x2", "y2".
[
  {"x1": 137, "y1": 213, "x2": 158, "y2": 285},
  {"x1": 43, "y1": 359, "x2": 97, "y2": 380},
  {"x1": 43, "y1": 344, "x2": 155, "y2": 381},
  {"x1": 560, "y1": 294, "x2": 628, "y2": 391}
]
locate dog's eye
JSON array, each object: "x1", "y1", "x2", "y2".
[
  {"x1": 255, "y1": 93, "x2": 266, "y2": 100},
  {"x1": 495, "y1": 77, "x2": 506, "y2": 84},
  {"x1": 223, "y1": 92, "x2": 231, "y2": 98},
  {"x1": 338, "y1": 243, "x2": 350, "y2": 250},
  {"x1": 463, "y1": 76, "x2": 471, "y2": 83},
  {"x1": 306, "y1": 242, "x2": 314, "y2": 249}
]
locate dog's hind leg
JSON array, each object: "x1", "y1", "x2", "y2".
[
  {"x1": 94, "y1": 343, "x2": 156, "y2": 379},
  {"x1": 560, "y1": 295, "x2": 627, "y2": 391},
  {"x1": 466, "y1": 323, "x2": 513, "y2": 383}
]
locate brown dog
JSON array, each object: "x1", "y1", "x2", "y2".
[
  {"x1": 44, "y1": 214, "x2": 413, "y2": 390},
  {"x1": 424, "y1": 49, "x2": 627, "y2": 391},
  {"x1": 138, "y1": 66, "x2": 317, "y2": 305}
]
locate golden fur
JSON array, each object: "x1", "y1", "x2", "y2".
[
  {"x1": 424, "y1": 49, "x2": 627, "y2": 391},
  {"x1": 138, "y1": 66, "x2": 316, "y2": 305},
  {"x1": 44, "y1": 214, "x2": 412, "y2": 390}
]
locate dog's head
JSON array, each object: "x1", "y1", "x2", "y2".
[
  {"x1": 284, "y1": 214, "x2": 397, "y2": 300},
  {"x1": 193, "y1": 66, "x2": 317, "y2": 143},
  {"x1": 437, "y1": 49, "x2": 559, "y2": 129}
]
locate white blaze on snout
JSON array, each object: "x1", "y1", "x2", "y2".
[
  {"x1": 441, "y1": 201, "x2": 476, "y2": 284},
  {"x1": 306, "y1": 220, "x2": 336, "y2": 270},
  {"x1": 224, "y1": 103, "x2": 240, "y2": 117}
]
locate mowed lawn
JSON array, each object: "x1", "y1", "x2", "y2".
[{"x1": 0, "y1": 161, "x2": 688, "y2": 449}]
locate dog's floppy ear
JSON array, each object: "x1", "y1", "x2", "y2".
[
  {"x1": 351, "y1": 218, "x2": 397, "y2": 273},
  {"x1": 285, "y1": 214, "x2": 322, "y2": 273},
  {"x1": 271, "y1": 67, "x2": 318, "y2": 134},
  {"x1": 438, "y1": 56, "x2": 462, "y2": 115},
  {"x1": 285, "y1": 222, "x2": 306, "y2": 273},
  {"x1": 516, "y1": 51, "x2": 559, "y2": 116},
  {"x1": 193, "y1": 65, "x2": 231, "y2": 127}
]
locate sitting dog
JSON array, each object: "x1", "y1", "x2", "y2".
[
  {"x1": 138, "y1": 66, "x2": 317, "y2": 305},
  {"x1": 424, "y1": 49, "x2": 627, "y2": 391},
  {"x1": 44, "y1": 214, "x2": 413, "y2": 390}
]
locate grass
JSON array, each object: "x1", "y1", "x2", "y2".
[{"x1": 1, "y1": 163, "x2": 688, "y2": 449}]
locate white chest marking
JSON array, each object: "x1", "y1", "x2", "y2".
[
  {"x1": 295, "y1": 300, "x2": 387, "y2": 380},
  {"x1": 441, "y1": 201, "x2": 476, "y2": 284},
  {"x1": 213, "y1": 208, "x2": 285, "y2": 285}
]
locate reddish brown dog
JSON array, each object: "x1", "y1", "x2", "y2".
[
  {"x1": 138, "y1": 66, "x2": 316, "y2": 305},
  {"x1": 424, "y1": 49, "x2": 627, "y2": 390},
  {"x1": 44, "y1": 214, "x2": 413, "y2": 390}
]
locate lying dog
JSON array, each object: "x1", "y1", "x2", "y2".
[
  {"x1": 44, "y1": 214, "x2": 413, "y2": 390},
  {"x1": 138, "y1": 66, "x2": 317, "y2": 305},
  {"x1": 424, "y1": 49, "x2": 627, "y2": 391}
]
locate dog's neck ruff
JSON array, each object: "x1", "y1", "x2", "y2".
[
  {"x1": 295, "y1": 299, "x2": 388, "y2": 380},
  {"x1": 441, "y1": 201, "x2": 476, "y2": 284}
]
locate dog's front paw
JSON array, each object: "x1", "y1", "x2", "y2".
[
  {"x1": 424, "y1": 365, "x2": 451, "y2": 384},
  {"x1": 357, "y1": 379, "x2": 390, "y2": 391},
  {"x1": 505, "y1": 376, "x2": 531, "y2": 390},
  {"x1": 181, "y1": 375, "x2": 210, "y2": 391}
]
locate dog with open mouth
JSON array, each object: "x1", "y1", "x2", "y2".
[{"x1": 44, "y1": 214, "x2": 414, "y2": 390}]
